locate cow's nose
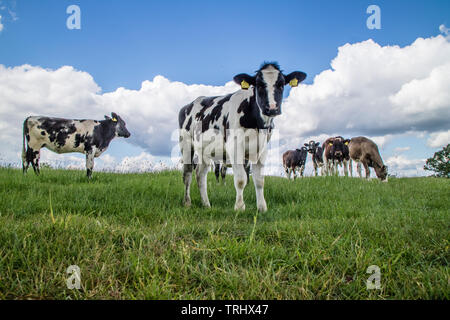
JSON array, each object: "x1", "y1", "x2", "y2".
[{"x1": 269, "y1": 103, "x2": 277, "y2": 110}]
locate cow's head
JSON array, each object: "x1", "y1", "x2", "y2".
[
  {"x1": 305, "y1": 140, "x2": 321, "y2": 154},
  {"x1": 105, "y1": 112, "x2": 131, "y2": 138},
  {"x1": 375, "y1": 164, "x2": 388, "y2": 182},
  {"x1": 234, "y1": 62, "x2": 306, "y2": 117},
  {"x1": 329, "y1": 137, "x2": 346, "y2": 161}
]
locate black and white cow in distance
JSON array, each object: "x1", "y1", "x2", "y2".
[
  {"x1": 179, "y1": 62, "x2": 306, "y2": 212},
  {"x1": 305, "y1": 140, "x2": 324, "y2": 176},
  {"x1": 22, "y1": 112, "x2": 130, "y2": 178},
  {"x1": 282, "y1": 146, "x2": 308, "y2": 179}
]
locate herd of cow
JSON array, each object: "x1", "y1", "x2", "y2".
[
  {"x1": 282, "y1": 136, "x2": 388, "y2": 181},
  {"x1": 21, "y1": 62, "x2": 388, "y2": 213}
]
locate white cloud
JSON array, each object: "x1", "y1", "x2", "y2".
[
  {"x1": 439, "y1": 24, "x2": 450, "y2": 36},
  {"x1": 385, "y1": 155, "x2": 426, "y2": 177},
  {"x1": 280, "y1": 35, "x2": 450, "y2": 139},
  {"x1": 427, "y1": 130, "x2": 450, "y2": 148},
  {"x1": 394, "y1": 146, "x2": 410, "y2": 153}
]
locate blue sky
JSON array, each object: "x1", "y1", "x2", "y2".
[{"x1": 0, "y1": 0, "x2": 449, "y2": 176}]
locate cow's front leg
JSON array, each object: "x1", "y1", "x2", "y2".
[
  {"x1": 363, "y1": 161, "x2": 370, "y2": 179},
  {"x1": 196, "y1": 163, "x2": 211, "y2": 208},
  {"x1": 357, "y1": 162, "x2": 363, "y2": 178},
  {"x1": 86, "y1": 152, "x2": 95, "y2": 178},
  {"x1": 233, "y1": 163, "x2": 247, "y2": 211},
  {"x1": 252, "y1": 162, "x2": 267, "y2": 212},
  {"x1": 343, "y1": 159, "x2": 349, "y2": 176}
]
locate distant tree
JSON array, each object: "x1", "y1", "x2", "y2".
[{"x1": 424, "y1": 144, "x2": 449, "y2": 178}]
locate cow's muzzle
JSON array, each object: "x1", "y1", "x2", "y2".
[{"x1": 264, "y1": 108, "x2": 281, "y2": 117}]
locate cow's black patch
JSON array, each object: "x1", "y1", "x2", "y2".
[
  {"x1": 179, "y1": 102, "x2": 194, "y2": 128},
  {"x1": 185, "y1": 117, "x2": 192, "y2": 131},
  {"x1": 200, "y1": 96, "x2": 219, "y2": 108},
  {"x1": 91, "y1": 120, "x2": 116, "y2": 151},
  {"x1": 200, "y1": 94, "x2": 232, "y2": 132},
  {"x1": 74, "y1": 133, "x2": 86, "y2": 148},
  {"x1": 238, "y1": 96, "x2": 266, "y2": 129},
  {"x1": 37, "y1": 118, "x2": 77, "y2": 147}
]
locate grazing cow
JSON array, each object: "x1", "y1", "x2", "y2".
[
  {"x1": 179, "y1": 62, "x2": 306, "y2": 212},
  {"x1": 282, "y1": 146, "x2": 308, "y2": 179},
  {"x1": 214, "y1": 160, "x2": 250, "y2": 184},
  {"x1": 22, "y1": 112, "x2": 130, "y2": 178},
  {"x1": 323, "y1": 136, "x2": 350, "y2": 176},
  {"x1": 305, "y1": 140, "x2": 324, "y2": 176},
  {"x1": 348, "y1": 136, "x2": 388, "y2": 181}
]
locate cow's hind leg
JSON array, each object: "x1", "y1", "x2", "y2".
[
  {"x1": 252, "y1": 162, "x2": 267, "y2": 212},
  {"x1": 221, "y1": 164, "x2": 227, "y2": 184},
  {"x1": 183, "y1": 164, "x2": 193, "y2": 206},
  {"x1": 233, "y1": 163, "x2": 247, "y2": 211},
  {"x1": 196, "y1": 163, "x2": 211, "y2": 208},
  {"x1": 214, "y1": 162, "x2": 221, "y2": 183},
  {"x1": 27, "y1": 147, "x2": 40, "y2": 175}
]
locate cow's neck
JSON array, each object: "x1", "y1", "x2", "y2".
[
  {"x1": 246, "y1": 92, "x2": 273, "y2": 130},
  {"x1": 94, "y1": 120, "x2": 116, "y2": 149}
]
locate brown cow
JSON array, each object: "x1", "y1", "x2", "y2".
[{"x1": 348, "y1": 136, "x2": 388, "y2": 181}]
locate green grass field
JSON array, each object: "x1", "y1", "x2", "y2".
[{"x1": 0, "y1": 167, "x2": 448, "y2": 299}]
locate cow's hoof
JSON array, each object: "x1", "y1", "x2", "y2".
[
  {"x1": 234, "y1": 202, "x2": 245, "y2": 211},
  {"x1": 257, "y1": 202, "x2": 267, "y2": 213},
  {"x1": 203, "y1": 202, "x2": 211, "y2": 208},
  {"x1": 183, "y1": 199, "x2": 192, "y2": 207}
]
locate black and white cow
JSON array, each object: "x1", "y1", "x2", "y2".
[
  {"x1": 305, "y1": 140, "x2": 324, "y2": 176},
  {"x1": 179, "y1": 62, "x2": 306, "y2": 212},
  {"x1": 22, "y1": 112, "x2": 130, "y2": 178},
  {"x1": 282, "y1": 146, "x2": 308, "y2": 179}
]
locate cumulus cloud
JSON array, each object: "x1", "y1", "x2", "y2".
[
  {"x1": 427, "y1": 130, "x2": 450, "y2": 148},
  {"x1": 385, "y1": 155, "x2": 426, "y2": 177},
  {"x1": 280, "y1": 35, "x2": 450, "y2": 139},
  {"x1": 439, "y1": 24, "x2": 450, "y2": 37}
]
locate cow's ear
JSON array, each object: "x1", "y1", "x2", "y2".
[
  {"x1": 344, "y1": 139, "x2": 350, "y2": 145},
  {"x1": 284, "y1": 71, "x2": 307, "y2": 87},
  {"x1": 111, "y1": 112, "x2": 118, "y2": 122},
  {"x1": 104, "y1": 115, "x2": 111, "y2": 120},
  {"x1": 233, "y1": 73, "x2": 255, "y2": 90},
  {"x1": 315, "y1": 142, "x2": 320, "y2": 147}
]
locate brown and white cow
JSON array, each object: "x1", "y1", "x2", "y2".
[
  {"x1": 179, "y1": 62, "x2": 306, "y2": 212},
  {"x1": 22, "y1": 113, "x2": 130, "y2": 178},
  {"x1": 322, "y1": 136, "x2": 350, "y2": 176},
  {"x1": 348, "y1": 136, "x2": 388, "y2": 181}
]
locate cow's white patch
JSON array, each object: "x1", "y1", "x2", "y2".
[{"x1": 261, "y1": 66, "x2": 280, "y2": 109}]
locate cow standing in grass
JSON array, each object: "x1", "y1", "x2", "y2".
[
  {"x1": 22, "y1": 112, "x2": 130, "y2": 178},
  {"x1": 349, "y1": 136, "x2": 388, "y2": 181},
  {"x1": 283, "y1": 146, "x2": 308, "y2": 179},
  {"x1": 323, "y1": 136, "x2": 350, "y2": 176},
  {"x1": 305, "y1": 140, "x2": 324, "y2": 176},
  {"x1": 179, "y1": 62, "x2": 306, "y2": 212}
]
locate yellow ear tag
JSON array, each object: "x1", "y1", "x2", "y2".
[
  {"x1": 112, "y1": 118, "x2": 118, "y2": 122},
  {"x1": 289, "y1": 78, "x2": 298, "y2": 87},
  {"x1": 345, "y1": 141, "x2": 349, "y2": 145},
  {"x1": 241, "y1": 80, "x2": 250, "y2": 90},
  {"x1": 329, "y1": 143, "x2": 333, "y2": 146}
]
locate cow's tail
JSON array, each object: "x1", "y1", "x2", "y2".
[{"x1": 22, "y1": 118, "x2": 29, "y2": 171}]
